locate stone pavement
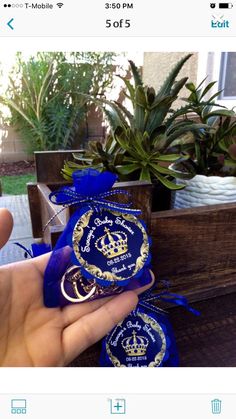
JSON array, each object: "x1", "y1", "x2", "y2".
[{"x1": 0, "y1": 195, "x2": 33, "y2": 265}]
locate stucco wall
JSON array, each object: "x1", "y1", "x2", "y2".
[
  {"x1": 143, "y1": 52, "x2": 199, "y2": 108},
  {"x1": 0, "y1": 125, "x2": 31, "y2": 163},
  {"x1": 0, "y1": 107, "x2": 105, "y2": 163}
]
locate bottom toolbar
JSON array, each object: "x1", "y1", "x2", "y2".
[{"x1": 0, "y1": 394, "x2": 234, "y2": 418}]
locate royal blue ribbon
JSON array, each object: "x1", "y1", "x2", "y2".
[
  {"x1": 14, "y1": 242, "x2": 51, "y2": 259},
  {"x1": 49, "y1": 187, "x2": 141, "y2": 215},
  {"x1": 48, "y1": 169, "x2": 141, "y2": 217},
  {"x1": 14, "y1": 242, "x2": 33, "y2": 258},
  {"x1": 139, "y1": 288, "x2": 200, "y2": 316}
]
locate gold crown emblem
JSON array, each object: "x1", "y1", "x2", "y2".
[
  {"x1": 122, "y1": 330, "x2": 149, "y2": 356},
  {"x1": 95, "y1": 227, "x2": 128, "y2": 259}
]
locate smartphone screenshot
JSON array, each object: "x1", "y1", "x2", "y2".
[{"x1": 0, "y1": 0, "x2": 235, "y2": 417}]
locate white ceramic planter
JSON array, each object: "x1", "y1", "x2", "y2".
[{"x1": 172, "y1": 175, "x2": 236, "y2": 209}]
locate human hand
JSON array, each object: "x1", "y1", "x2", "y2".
[
  {"x1": 0, "y1": 208, "x2": 13, "y2": 248},
  {"x1": 0, "y1": 210, "x2": 153, "y2": 367}
]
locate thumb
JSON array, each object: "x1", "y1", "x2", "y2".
[{"x1": 0, "y1": 209, "x2": 13, "y2": 249}]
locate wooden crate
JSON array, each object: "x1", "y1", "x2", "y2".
[
  {"x1": 28, "y1": 180, "x2": 236, "y2": 303},
  {"x1": 35, "y1": 150, "x2": 81, "y2": 183},
  {"x1": 26, "y1": 151, "x2": 236, "y2": 366}
]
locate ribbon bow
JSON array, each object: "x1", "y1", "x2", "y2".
[
  {"x1": 49, "y1": 187, "x2": 141, "y2": 215},
  {"x1": 45, "y1": 169, "x2": 141, "y2": 231}
]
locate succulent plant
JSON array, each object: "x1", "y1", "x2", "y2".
[
  {"x1": 63, "y1": 55, "x2": 206, "y2": 189},
  {"x1": 170, "y1": 79, "x2": 236, "y2": 176},
  {"x1": 62, "y1": 135, "x2": 125, "y2": 180}
]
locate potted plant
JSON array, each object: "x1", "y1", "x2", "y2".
[
  {"x1": 171, "y1": 79, "x2": 236, "y2": 208},
  {"x1": 62, "y1": 55, "x2": 206, "y2": 209}
]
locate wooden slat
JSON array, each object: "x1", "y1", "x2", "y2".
[
  {"x1": 169, "y1": 291, "x2": 236, "y2": 366},
  {"x1": 35, "y1": 150, "x2": 81, "y2": 183},
  {"x1": 49, "y1": 225, "x2": 65, "y2": 248},
  {"x1": 151, "y1": 203, "x2": 236, "y2": 301},
  {"x1": 27, "y1": 183, "x2": 43, "y2": 238},
  {"x1": 37, "y1": 183, "x2": 69, "y2": 245},
  {"x1": 113, "y1": 180, "x2": 152, "y2": 231}
]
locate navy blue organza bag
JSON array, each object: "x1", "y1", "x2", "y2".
[
  {"x1": 100, "y1": 290, "x2": 199, "y2": 368},
  {"x1": 43, "y1": 169, "x2": 153, "y2": 307},
  {"x1": 100, "y1": 304, "x2": 179, "y2": 367},
  {"x1": 42, "y1": 168, "x2": 199, "y2": 368}
]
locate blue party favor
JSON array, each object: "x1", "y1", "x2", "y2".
[
  {"x1": 100, "y1": 289, "x2": 200, "y2": 368},
  {"x1": 43, "y1": 169, "x2": 152, "y2": 307},
  {"x1": 100, "y1": 303, "x2": 179, "y2": 367}
]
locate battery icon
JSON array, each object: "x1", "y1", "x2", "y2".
[{"x1": 219, "y1": 2, "x2": 233, "y2": 7}]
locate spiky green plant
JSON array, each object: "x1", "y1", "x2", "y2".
[
  {"x1": 170, "y1": 79, "x2": 236, "y2": 176},
  {"x1": 62, "y1": 135, "x2": 125, "y2": 180},
  {"x1": 63, "y1": 55, "x2": 206, "y2": 189},
  {"x1": 0, "y1": 52, "x2": 116, "y2": 153}
]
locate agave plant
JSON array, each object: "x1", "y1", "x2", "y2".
[
  {"x1": 170, "y1": 79, "x2": 236, "y2": 176},
  {"x1": 63, "y1": 55, "x2": 207, "y2": 189}
]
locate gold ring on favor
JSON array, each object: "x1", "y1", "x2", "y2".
[{"x1": 60, "y1": 267, "x2": 96, "y2": 303}]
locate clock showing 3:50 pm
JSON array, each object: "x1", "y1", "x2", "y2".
[{"x1": 105, "y1": 2, "x2": 134, "y2": 9}]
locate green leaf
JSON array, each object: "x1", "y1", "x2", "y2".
[
  {"x1": 150, "y1": 94, "x2": 173, "y2": 110},
  {"x1": 200, "y1": 81, "x2": 218, "y2": 100},
  {"x1": 128, "y1": 60, "x2": 143, "y2": 88},
  {"x1": 135, "y1": 85, "x2": 147, "y2": 107},
  {"x1": 117, "y1": 76, "x2": 135, "y2": 102},
  {"x1": 150, "y1": 162, "x2": 174, "y2": 175},
  {"x1": 134, "y1": 104, "x2": 146, "y2": 133},
  {"x1": 145, "y1": 97, "x2": 175, "y2": 135},
  {"x1": 165, "y1": 123, "x2": 207, "y2": 149},
  {"x1": 73, "y1": 155, "x2": 92, "y2": 163},
  {"x1": 146, "y1": 87, "x2": 156, "y2": 106},
  {"x1": 195, "y1": 141, "x2": 206, "y2": 172},
  {"x1": 196, "y1": 76, "x2": 208, "y2": 90},
  {"x1": 171, "y1": 77, "x2": 188, "y2": 97},
  {"x1": 165, "y1": 104, "x2": 192, "y2": 127},
  {"x1": 168, "y1": 169, "x2": 194, "y2": 180},
  {"x1": 139, "y1": 167, "x2": 151, "y2": 182},
  {"x1": 0, "y1": 97, "x2": 36, "y2": 129},
  {"x1": 156, "y1": 54, "x2": 192, "y2": 99},
  {"x1": 117, "y1": 163, "x2": 140, "y2": 175},
  {"x1": 203, "y1": 109, "x2": 236, "y2": 120},
  {"x1": 151, "y1": 169, "x2": 185, "y2": 190},
  {"x1": 208, "y1": 90, "x2": 224, "y2": 103},
  {"x1": 114, "y1": 101, "x2": 134, "y2": 125},
  {"x1": 185, "y1": 82, "x2": 196, "y2": 92},
  {"x1": 166, "y1": 119, "x2": 197, "y2": 135},
  {"x1": 103, "y1": 106, "x2": 122, "y2": 133},
  {"x1": 156, "y1": 154, "x2": 186, "y2": 162},
  {"x1": 114, "y1": 127, "x2": 131, "y2": 151}
]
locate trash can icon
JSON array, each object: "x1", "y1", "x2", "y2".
[{"x1": 211, "y1": 399, "x2": 222, "y2": 414}]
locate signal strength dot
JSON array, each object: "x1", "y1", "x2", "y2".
[{"x1": 56, "y1": 2, "x2": 64, "y2": 7}]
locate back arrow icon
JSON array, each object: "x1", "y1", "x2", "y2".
[{"x1": 7, "y1": 18, "x2": 14, "y2": 30}]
